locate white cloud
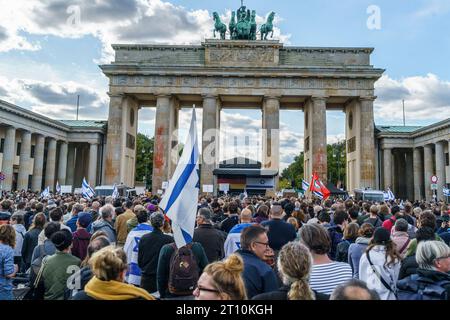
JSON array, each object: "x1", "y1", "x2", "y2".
[
  {"x1": 413, "y1": 0, "x2": 450, "y2": 18},
  {"x1": 374, "y1": 74, "x2": 450, "y2": 123}
]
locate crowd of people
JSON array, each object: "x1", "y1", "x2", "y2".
[{"x1": 0, "y1": 190, "x2": 449, "y2": 301}]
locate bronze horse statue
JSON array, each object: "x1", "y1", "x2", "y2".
[
  {"x1": 260, "y1": 12, "x2": 275, "y2": 40},
  {"x1": 249, "y1": 10, "x2": 257, "y2": 40},
  {"x1": 213, "y1": 12, "x2": 227, "y2": 40}
]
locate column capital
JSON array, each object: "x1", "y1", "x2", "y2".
[
  {"x1": 201, "y1": 94, "x2": 218, "y2": 100},
  {"x1": 310, "y1": 95, "x2": 328, "y2": 102},
  {"x1": 107, "y1": 92, "x2": 124, "y2": 98},
  {"x1": 156, "y1": 94, "x2": 171, "y2": 99}
]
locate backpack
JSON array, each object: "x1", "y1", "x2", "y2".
[
  {"x1": 168, "y1": 243, "x2": 199, "y2": 296},
  {"x1": 30, "y1": 245, "x2": 46, "y2": 276},
  {"x1": 397, "y1": 274, "x2": 450, "y2": 300}
]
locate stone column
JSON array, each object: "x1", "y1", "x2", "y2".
[
  {"x1": 405, "y1": 151, "x2": 414, "y2": 200},
  {"x1": 435, "y1": 141, "x2": 446, "y2": 201},
  {"x1": 201, "y1": 95, "x2": 220, "y2": 191},
  {"x1": 88, "y1": 143, "x2": 98, "y2": 186},
  {"x1": 359, "y1": 97, "x2": 376, "y2": 189},
  {"x1": 32, "y1": 134, "x2": 45, "y2": 192},
  {"x1": 66, "y1": 144, "x2": 76, "y2": 186},
  {"x1": 309, "y1": 97, "x2": 327, "y2": 183},
  {"x1": 413, "y1": 147, "x2": 424, "y2": 201},
  {"x1": 1, "y1": 126, "x2": 16, "y2": 191},
  {"x1": 262, "y1": 96, "x2": 280, "y2": 172},
  {"x1": 383, "y1": 147, "x2": 392, "y2": 190},
  {"x1": 168, "y1": 99, "x2": 180, "y2": 179},
  {"x1": 45, "y1": 138, "x2": 57, "y2": 191},
  {"x1": 152, "y1": 95, "x2": 171, "y2": 194},
  {"x1": 104, "y1": 94, "x2": 124, "y2": 184},
  {"x1": 57, "y1": 141, "x2": 68, "y2": 185},
  {"x1": 17, "y1": 130, "x2": 32, "y2": 191},
  {"x1": 424, "y1": 144, "x2": 433, "y2": 201}
]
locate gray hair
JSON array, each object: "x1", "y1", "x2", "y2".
[
  {"x1": 150, "y1": 212, "x2": 165, "y2": 229},
  {"x1": 416, "y1": 240, "x2": 450, "y2": 270},
  {"x1": 100, "y1": 204, "x2": 114, "y2": 220},
  {"x1": 394, "y1": 218, "x2": 409, "y2": 232},
  {"x1": 197, "y1": 207, "x2": 212, "y2": 222}
]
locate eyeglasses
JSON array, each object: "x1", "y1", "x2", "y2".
[
  {"x1": 197, "y1": 286, "x2": 220, "y2": 294},
  {"x1": 254, "y1": 241, "x2": 270, "y2": 248}
]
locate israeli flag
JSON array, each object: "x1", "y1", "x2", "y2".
[
  {"x1": 41, "y1": 186, "x2": 50, "y2": 198},
  {"x1": 302, "y1": 179, "x2": 310, "y2": 192},
  {"x1": 56, "y1": 181, "x2": 61, "y2": 194},
  {"x1": 313, "y1": 190, "x2": 323, "y2": 199},
  {"x1": 82, "y1": 177, "x2": 95, "y2": 199},
  {"x1": 443, "y1": 187, "x2": 450, "y2": 197},
  {"x1": 112, "y1": 183, "x2": 119, "y2": 199},
  {"x1": 384, "y1": 188, "x2": 395, "y2": 201},
  {"x1": 159, "y1": 107, "x2": 200, "y2": 249}
]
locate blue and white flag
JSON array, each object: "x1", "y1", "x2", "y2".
[
  {"x1": 56, "y1": 181, "x2": 61, "y2": 194},
  {"x1": 82, "y1": 177, "x2": 95, "y2": 199},
  {"x1": 124, "y1": 223, "x2": 153, "y2": 286},
  {"x1": 112, "y1": 183, "x2": 119, "y2": 199},
  {"x1": 41, "y1": 186, "x2": 50, "y2": 198},
  {"x1": 302, "y1": 179, "x2": 310, "y2": 192},
  {"x1": 383, "y1": 188, "x2": 395, "y2": 201},
  {"x1": 224, "y1": 223, "x2": 254, "y2": 257},
  {"x1": 312, "y1": 190, "x2": 324, "y2": 199},
  {"x1": 444, "y1": 187, "x2": 450, "y2": 197},
  {"x1": 159, "y1": 107, "x2": 200, "y2": 249}
]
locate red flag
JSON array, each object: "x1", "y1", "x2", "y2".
[{"x1": 309, "y1": 173, "x2": 330, "y2": 200}]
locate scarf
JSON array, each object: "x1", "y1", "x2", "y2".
[{"x1": 84, "y1": 276, "x2": 155, "y2": 300}]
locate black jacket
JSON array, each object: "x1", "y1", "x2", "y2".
[
  {"x1": 252, "y1": 285, "x2": 330, "y2": 300},
  {"x1": 21, "y1": 227, "x2": 42, "y2": 266},
  {"x1": 399, "y1": 255, "x2": 418, "y2": 280},
  {"x1": 261, "y1": 219, "x2": 297, "y2": 251},
  {"x1": 193, "y1": 224, "x2": 226, "y2": 263},
  {"x1": 220, "y1": 215, "x2": 239, "y2": 234},
  {"x1": 138, "y1": 229, "x2": 174, "y2": 278},
  {"x1": 335, "y1": 239, "x2": 355, "y2": 263},
  {"x1": 397, "y1": 269, "x2": 450, "y2": 300}
]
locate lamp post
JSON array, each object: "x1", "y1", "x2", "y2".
[{"x1": 142, "y1": 147, "x2": 147, "y2": 190}]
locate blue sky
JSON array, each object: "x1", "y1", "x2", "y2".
[{"x1": 0, "y1": 0, "x2": 449, "y2": 169}]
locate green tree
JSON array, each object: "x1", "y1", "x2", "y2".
[
  {"x1": 136, "y1": 134, "x2": 154, "y2": 188},
  {"x1": 280, "y1": 152, "x2": 304, "y2": 189},
  {"x1": 279, "y1": 178, "x2": 292, "y2": 189}
]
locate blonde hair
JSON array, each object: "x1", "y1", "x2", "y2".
[
  {"x1": 0, "y1": 224, "x2": 15, "y2": 248},
  {"x1": 89, "y1": 245, "x2": 127, "y2": 281},
  {"x1": 287, "y1": 217, "x2": 299, "y2": 231},
  {"x1": 203, "y1": 254, "x2": 247, "y2": 300},
  {"x1": 277, "y1": 242, "x2": 315, "y2": 300}
]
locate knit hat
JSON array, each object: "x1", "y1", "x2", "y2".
[
  {"x1": 146, "y1": 203, "x2": 157, "y2": 213},
  {"x1": 77, "y1": 212, "x2": 92, "y2": 228},
  {"x1": 51, "y1": 229, "x2": 73, "y2": 251},
  {"x1": 373, "y1": 227, "x2": 391, "y2": 245}
]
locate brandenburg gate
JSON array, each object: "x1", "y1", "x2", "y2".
[{"x1": 100, "y1": 38, "x2": 384, "y2": 194}]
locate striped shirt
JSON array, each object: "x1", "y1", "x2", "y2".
[{"x1": 309, "y1": 262, "x2": 353, "y2": 295}]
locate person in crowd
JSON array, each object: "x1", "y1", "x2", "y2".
[
  {"x1": 307, "y1": 205, "x2": 323, "y2": 225},
  {"x1": 124, "y1": 206, "x2": 152, "y2": 287},
  {"x1": 72, "y1": 246, "x2": 155, "y2": 300},
  {"x1": 330, "y1": 279, "x2": 380, "y2": 300},
  {"x1": 382, "y1": 205, "x2": 401, "y2": 232},
  {"x1": 399, "y1": 226, "x2": 436, "y2": 280},
  {"x1": 236, "y1": 225, "x2": 280, "y2": 298},
  {"x1": 0, "y1": 200, "x2": 12, "y2": 226},
  {"x1": 38, "y1": 207, "x2": 71, "y2": 245},
  {"x1": 318, "y1": 211, "x2": 331, "y2": 228},
  {"x1": 42, "y1": 229, "x2": 81, "y2": 300},
  {"x1": 138, "y1": 212, "x2": 174, "y2": 294},
  {"x1": 299, "y1": 223, "x2": 353, "y2": 295},
  {"x1": 359, "y1": 227, "x2": 402, "y2": 300},
  {"x1": 66, "y1": 203, "x2": 85, "y2": 232},
  {"x1": 89, "y1": 201, "x2": 101, "y2": 222},
  {"x1": 437, "y1": 216, "x2": 450, "y2": 246},
  {"x1": 253, "y1": 204, "x2": 269, "y2": 224},
  {"x1": 115, "y1": 200, "x2": 135, "y2": 246},
  {"x1": 0, "y1": 225, "x2": 17, "y2": 300},
  {"x1": 224, "y1": 208, "x2": 254, "y2": 258},
  {"x1": 405, "y1": 211, "x2": 442, "y2": 257},
  {"x1": 286, "y1": 217, "x2": 300, "y2": 234},
  {"x1": 397, "y1": 241, "x2": 450, "y2": 300},
  {"x1": 365, "y1": 205, "x2": 383, "y2": 228},
  {"x1": 348, "y1": 223, "x2": 375, "y2": 278},
  {"x1": 392, "y1": 218, "x2": 411, "y2": 258},
  {"x1": 261, "y1": 203, "x2": 296, "y2": 252},
  {"x1": 327, "y1": 209, "x2": 349, "y2": 260},
  {"x1": 220, "y1": 201, "x2": 240, "y2": 233},
  {"x1": 356, "y1": 203, "x2": 371, "y2": 225},
  {"x1": 126, "y1": 202, "x2": 148, "y2": 233},
  {"x1": 71, "y1": 212, "x2": 93, "y2": 261},
  {"x1": 30, "y1": 222, "x2": 60, "y2": 283},
  {"x1": 10, "y1": 213, "x2": 26, "y2": 271},
  {"x1": 348, "y1": 206, "x2": 360, "y2": 225},
  {"x1": 252, "y1": 241, "x2": 328, "y2": 300},
  {"x1": 92, "y1": 204, "x2": 117, "y2": 244},
  {"x1": 193, "y1": 207, "x2": 227, "y2": 263},
  {"x1": 193, "y1": 254, "x2": 247, "y2": 300},
  {"x1": 22, "y1": 213, "x2": 46, "y2": 270},
  {"x1": 66, "y1": 236, "x2": 111, "y2": 299},
  {"x1": 157, "y1": 239, "x2": 208, "y2": 299},
  {"x1": 336, "y1": 222, "x2": 359, "y2": 263}
]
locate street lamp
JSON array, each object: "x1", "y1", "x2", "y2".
[{"x1": 142, "y1": 147, "x2": 147, "y2": 189}]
